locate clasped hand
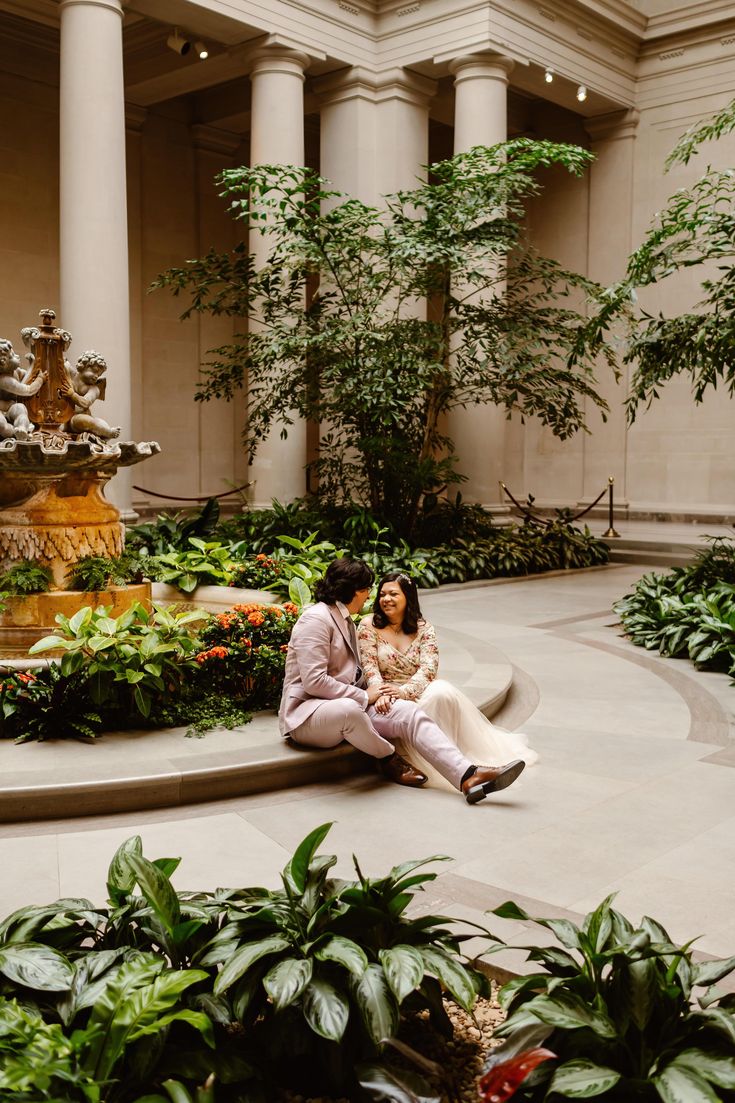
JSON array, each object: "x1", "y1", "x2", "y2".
[{"x1": 367, "y1": 682, "x2": 401, "y2": 715}]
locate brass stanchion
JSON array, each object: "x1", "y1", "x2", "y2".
[{"x1": 602, "y1": 476, "x2": 620, "y2": 538}]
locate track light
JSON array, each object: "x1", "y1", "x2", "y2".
[
  {"x1": 167, "y1": 29, "x2": 191, "y2": 56},
  {"x1": 544, "y1": 67, "x2": 553, "y2": 83},
  {"x1": 576, "y1": 84, "x2": 587, "y2": 102},
  {"x1": 195, "y1": 41, "x2": 209, "y2": 59}
]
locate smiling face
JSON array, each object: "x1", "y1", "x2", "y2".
[{"x1": 378, "y1": 580, "x2": 407, "y2": 625}]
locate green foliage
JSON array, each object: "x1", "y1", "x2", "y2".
[
  {"x1": 28, "y1": 603, "x2": 205, "y2": 721},
  {"x1": 149, "y1": 690, "x2": 252, "y2": 739},
  {"x1": 127, "y1": 499, "x2": 221, "y2": 555},
  {"x1": 228, "y1": 551, "x2": 283, "y2": 591},
  {"x1": 615, "y1": 540, "x2": 735, "y2": 679},
  {"x1": 489, "y1": 895, "x2": 735, "y2": 1101},
  {"x1": 0, "y1": 997, "x2": 99, "y2": 1102},
  {"x1": 0, "y1": 826, "x2": 492, "y2": 1101},
  {"x1": 0, "y1": 664, "x2": 102, "y2": 743},
  {"x1": 146, "y1": 541, "x2": 239, "y2": 593},
  {"x1": 65, "y1": 554, "x2": 146, "y2": 592},
  {"x1": 155, "y1": 142, "x2": 612, "y2": 538},
  {"x1": 577, "y1": 97, "x2": 735, "y2": 417},
  {"x1": 0, "y1": 561, "x2": 53, "y2": 596}
]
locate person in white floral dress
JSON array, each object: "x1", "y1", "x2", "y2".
[{"x1": 357, "y1": 572, "x2": 537, "y2": 791}]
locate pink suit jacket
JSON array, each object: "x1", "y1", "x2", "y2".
[{"x1": 278, "y1": 601, "x2": 368, "y2": 736}]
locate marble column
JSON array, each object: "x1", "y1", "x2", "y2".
[
  {"x1": 191, "y1": 124, "x2": 245, "y2": 498},
  {"x1": 581, "y1": 109, "x2": 639, "y2": 510},
  {"x1": 59, "y1": 0, "x2": 132, "y2": 515},
  {"x1": 447, "y1": 53, "x2": 514, "y2": 508},
  {"x1": 246, "y1": 47, "x2": 309, "y2": 507}
]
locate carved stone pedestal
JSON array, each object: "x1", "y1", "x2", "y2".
[{"x1": 0, "y1": 471, "x2": 124, "y2": 588}]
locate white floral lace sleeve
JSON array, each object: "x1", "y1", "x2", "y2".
[
  {"x1": 395, "y1": 622, "x2": 439, "y2": 701},
  {"x1": 357, "y1": 616, "x2": 383, "y2": 688}
]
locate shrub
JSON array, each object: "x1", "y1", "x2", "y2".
[
  {"x1": 29, "y1": 603, "x2": 205, "y2": 721},
  {"x1": 194, "y1": 601, "x2": 298, "y2": 710},
  {"x1": 0, "y1": 561, "x2": 53, "y2": 595},
  {"x1": 0, "y1": 665, "x2": 101, "y2": 743},
  {"x1": 229, "y1": 551, "x2": 283, "y2": 591},
  {"x1": 0, "y1": 825, "x2": 492, "y2": 1101},
  {"x1": 487, "y1": 895, "x2": 735, "y2": 1102},
  {"x1": 126, "y1": 498, "x2": 221, "y2": 555},
  {"x1": 615, "y1": 536, "x2": 735, "y2": 681},
  {"x1": 146, "y1": 540, "x2": 238, "y2": 593}
]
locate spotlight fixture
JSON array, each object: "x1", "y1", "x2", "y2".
[
  {"x1": 167, "y1": 29, "x2": 191, "y2": 56},
  {"x1": 195, "y1": 41, "x2": 209, "y2": 59},
  {"x1": 576, "y1": 84, "x2": 587, "y2": 102},
  {"x1": 544, "y1": 67, "x2": 553, "y2": 83}
]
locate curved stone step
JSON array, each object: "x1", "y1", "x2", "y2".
[{"x1": 0, "y1": 639, "x2": 513, "y2": 823}]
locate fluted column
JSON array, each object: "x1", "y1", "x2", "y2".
[
  {"x1": 247, "y1": 47, "x2": 309, "y2": 507},
  {"x1": 447, "y1": 53, "x2": 513, "y2": 507},
  {"x1": 581, "y1": 110, "x2": 639, "y2": 510},
  {"x1": 59, "y1": 0, "x2": 132, "y2": 515}
]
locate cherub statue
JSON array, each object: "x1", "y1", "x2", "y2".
[
  {"x1": 62, "y1": 350, "x2": 121, "y2": 441},
  {"x1": 0, "y1": 337, "x2": 46, "y2": 440}
]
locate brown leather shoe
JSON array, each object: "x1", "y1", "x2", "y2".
[
  {"x1": 461, "y1": 760, "x2": 525, "y2": 804},
  {"x1": 379, "y1": 752, "x2": 428, "y2": 788}
]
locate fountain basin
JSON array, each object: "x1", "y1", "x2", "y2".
[{"x1": 0, "y1": 582, "x2": 152, "y2": 657}]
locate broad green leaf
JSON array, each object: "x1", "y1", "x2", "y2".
[
  {"x1": 550, "y1": 1059, "x2": 621, "y2": 1098},
  {"x1": 262, "y1": 957, "x2": 313, "y2": 1010},
  {"x1": 622, "y1": 957, "x2": 659, "y2": 1031},
  {"x1": 353, "y1": 962, "x2": 399, "y2": 1044},
  {"x1": 213, "y1": 936, "x2": 290, "y2": 994},
  {"x1": 282, "y1": 822, "x2": 334, "y2": 895},
  {"x1": 127, "y1": 853, "x2": 181, "y2": 933},
  {"x1": 0, "y1": 943, "x2": 74, "y2": 991},
  {"x1": 672, "y1": 1051, "x2": 735, "y2": 1090},
  {"x1": 523, "y1": 993, "x2": 616, "y2": 1038},
  {"x1": 693, "y1": 955, "x2": 735, "y2": 987},
  {"x1": 315, "y1": 936, "x2": 368, "y2": 978},
  {"x1": 107, "y1": 835, "x2": 144, "y2": 903},
  {"x1": 420, "y1": 947, "x2": 476, "y2": 1012},
  {"x1": 380, "y1": 945, "x2": 424, "y2": 1002},
  {"x1": 69, "y1": 606, "x2": 93, "y2": 634},
  {"x1": 302, "y1": 975, "x2": 349, "y2": 1041},
  {"x1": 656, "y1": 1065, "x2": 721, "y2": 1103},
  {"x1": 85, "y1": 958, "x2": 209, "y2": 1080}
]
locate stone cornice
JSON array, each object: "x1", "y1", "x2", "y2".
[{"x1": 644, "y1": 0, "x2": 735, "y2": 41}]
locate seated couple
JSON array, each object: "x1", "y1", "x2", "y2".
[{"x1": 278, "y1": 558, "x2": 536, "y2": 805}]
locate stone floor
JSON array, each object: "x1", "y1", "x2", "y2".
[{"x1": 1, "y1": 561, "x2": 734, "y2": 976}]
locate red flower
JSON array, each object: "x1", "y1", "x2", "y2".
[
  {"x1": 280, "y1": 644, "x2": 288, "y2": 652},
  {"x1": 17, "y1": 672, "x2": 35, "y2": 684},
  {"x1": 478, "y1": 1048, "x2": 556, "y2": 1102}
]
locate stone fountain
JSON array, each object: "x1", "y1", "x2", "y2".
[{"x1": 0, "y1": 309, "x2": 160, "y2": 655}]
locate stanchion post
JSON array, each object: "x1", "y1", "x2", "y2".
[{"x1": 602, "y1": 475, "x2": 620, "y2": 538}]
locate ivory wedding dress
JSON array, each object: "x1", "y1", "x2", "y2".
[{"x1": 357, "y1": 616, "x2": 537, "y2": 791}]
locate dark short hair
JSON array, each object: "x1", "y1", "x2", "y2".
[
  {"x1": 314, "y1": 558, "x2": 374, "y2": 605},
  {"x1": 372, "y1": 572, "x2": 423, "y2": 634}
]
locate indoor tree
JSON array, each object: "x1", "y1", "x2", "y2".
[
  {"x1": 577, "y1": 98, "x2": 735, "y2": 419},
  {"x1": 155, "y1": 140, "x2": 614, "y2": 538}
]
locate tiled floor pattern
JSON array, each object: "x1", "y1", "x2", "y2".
[{"x1": 2, "y1": 563, "x2": 734, "y2": 972}]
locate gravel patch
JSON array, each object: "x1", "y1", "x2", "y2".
[{"x1": 285, "y1": 987, "x2": 506, "y2": 1102}]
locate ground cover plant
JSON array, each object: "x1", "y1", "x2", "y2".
[
  {"x1": 0, "y1": 600, "x2": 293, "y2": 743},
  {"x1": 0, "y1": 824, "x2": 494, "y2": 1102},
  {"x1": 486, "y1": 895, "x2": 735, "y2": 1102},
  {"x1": 614, "y1": 535, "x2": 735, "y2": 681}
]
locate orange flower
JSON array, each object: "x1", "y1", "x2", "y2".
[
  {"x1": 280, "y1": 643, "x2": 289, "y2": 652},
  {"x1": 247, "y1": 612, "x2": 265, "y2": 627},
  {"x1": 256, "y1": 553, "x2": 268, "y2": 561},
  {"x1": 242, "y1": 638, "x2": 252, "y2": 648},
  {"x1": 282, "y1": 602, "x2": 298, "y2": 615},
  {"x1": 233, "y1": 602, "x2": 265, "y2": 614}
]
